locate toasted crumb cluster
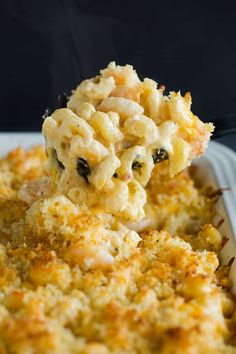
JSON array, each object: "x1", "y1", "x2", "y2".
[
  {"x1": 0, "y1": 146, "x2": 236, "y2": 354},
  {"x1": 0, "y1": 146, "x2": 47, "y2": 194},
  {"x1": 42, "y1": 62, "x2": 214, "y2": 220}
]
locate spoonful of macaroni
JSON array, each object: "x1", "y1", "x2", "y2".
[{"x1": 42, "y1": 62, "x2": 214, "y2": 220}]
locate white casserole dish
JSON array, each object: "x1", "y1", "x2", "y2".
[{"x1": 1, "y1": 133, "x2": 236, "y2": 294}]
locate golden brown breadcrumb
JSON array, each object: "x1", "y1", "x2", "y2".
[{"x1": 0, "y1": 146, "x2": 236, "y2": 354}]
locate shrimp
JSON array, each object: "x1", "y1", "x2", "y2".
[
  {"x1": 63, "y1": 241, "x2": 114, "y2": 270},
  {"x1": 98, "y1": 97, "x2": 144, "y2": 119},
  {"x1": 179, "y1": 115, "x2": 214, "y2": 158},
  {"x1": 19, "y1": 177, "x2": 52, "y2": 204},
  {"x1": 101, "y1": 61, "x2": 140, "y2": 86},
  {"x1": 189, "y1": 121, "x2": 214, "y2": 157},
  {"x1": 111, "y1": 84, "x2": 143, "y2": 102},
  {"x1": 101, "y1": 61, "x2": 143, "y2": 102}
]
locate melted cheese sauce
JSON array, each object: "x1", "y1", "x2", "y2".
[
  {"x1": 0, "y1": 146, "x2": 235, "y2": 354},
  {"x1": 1, "y1": 63, "x2": 235, "y2": 354},
  {"x1": 42, "y1": 63, "x2": 214, "y2": 220}
]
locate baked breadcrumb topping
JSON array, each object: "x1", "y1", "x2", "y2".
[
  {"x1": 0, "y1": 63, "x2": 236, "y2": 354},
  {"x1": 0, "y1": 146, "x2": 236, "y2": 354}
]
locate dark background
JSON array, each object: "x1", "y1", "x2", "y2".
[{"x1": 0, "y1": 0, "x2": 236, "y2": 149}]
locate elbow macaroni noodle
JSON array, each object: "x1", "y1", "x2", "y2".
[
  {"x1": 1, "y1": 63, "x2": 236, "y2": 354},
  {"x1": 43, "y1": 62, "x2": 214, "y2": 220}
]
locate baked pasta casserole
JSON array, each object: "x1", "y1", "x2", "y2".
[{"x1": 0, "y1": 63, "x2": 236, "y2": 354}]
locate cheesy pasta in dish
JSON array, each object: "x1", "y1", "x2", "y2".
[
  {"x1": 0, "y1": 146, "x2": 236, "y2": 354},
  {"x1": 0, "y1": 63, "x2": 236, "y2": 354},
  {"x1": 42, "y1": 62, "x2": 213, "y2": 220}
]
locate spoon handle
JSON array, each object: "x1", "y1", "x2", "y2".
[{"x1": 212, "y1": 114, "x2": 236, "y2": 139}]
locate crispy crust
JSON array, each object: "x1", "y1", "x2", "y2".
[{"x1": 0, "y1": 146, "x2": 236, "y2": 353}]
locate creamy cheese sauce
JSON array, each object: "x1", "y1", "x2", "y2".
[
  {"x1": 0, "y1": 64, "x2": 235, "y2": 354},
  {"x1": 42, "y1": 63, "x2": 214, "y2": 220}
]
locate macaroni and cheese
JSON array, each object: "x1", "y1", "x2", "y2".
[
  {"x1": 0, "y1": 146, "x2": 235, "y2": 353},
  {"x1": 0, "y1": 63, "x2": 235, "y2": 354},
  {"x1": 42, "y1": 63, "x2": 214, "y2": 220}
]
